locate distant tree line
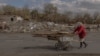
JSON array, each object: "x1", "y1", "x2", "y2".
[{"x1": 0, "y1": 3, "x2": 100, "y2": 24}]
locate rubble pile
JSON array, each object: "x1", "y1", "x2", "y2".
[
  {"x1": 0, "y1": 21, "x2": 73, "y2": 33},
  {"x1": 28, "y1": 22, "x2": 73, "y2": 32},
  {"x1": 0, "y1": 16, "x2": 100, "y2": 33},
  {"x1": 0, "y1": 21, "x2": 100, "y2": 33}
]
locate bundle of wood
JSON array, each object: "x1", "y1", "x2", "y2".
[{"x1": 32, "y1": 31, "x2": 74, "y2": 40}]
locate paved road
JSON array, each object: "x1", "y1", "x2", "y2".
[{"x1": 0, "y1": 32, "x2": 100, "y2": 56}]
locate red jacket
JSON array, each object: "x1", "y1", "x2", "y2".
[{"x1": 74, "y1": 25, "x2": 86, "y2": 39}]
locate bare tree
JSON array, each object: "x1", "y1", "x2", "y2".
[
  {"x1": 43, "y1": 3, "x2": 58, "y2": 22},
  {"x1": 20, "y1": 5, "x2": 31, "y2": 20},
  {"x1": 92, "y1": 12, "x2": 100, "y2": 24},
  {"x1": 31, "y1": 9, "x2": 39, "y2": 21},
  {"x1": 2, "y1": 5, "x2": 16, "y2": 15}
]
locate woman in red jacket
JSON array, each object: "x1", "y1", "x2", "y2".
[{"x1": 73, "y1": 22, "x2": 88, "y2": 48}]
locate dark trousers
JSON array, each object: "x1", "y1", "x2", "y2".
[{"x1": 80, "y1": 41, "x2": 87, "y2": 48}]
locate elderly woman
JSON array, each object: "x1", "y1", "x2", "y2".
[{"x1": 73, "y1": 22, "x2": 88, "y2": 48}]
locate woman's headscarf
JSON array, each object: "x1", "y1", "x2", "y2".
[{"x1": 75, "y1": 22, "x2": 83, "y2": 28}]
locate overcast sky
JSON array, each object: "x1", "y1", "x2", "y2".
[{"x1": 0, "y1": 0, "x2": 100, "y2": 13}]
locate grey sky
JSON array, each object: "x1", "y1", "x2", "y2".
[{"x1": 0, "y1": 0, "x2": 100, "y2": 13}]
